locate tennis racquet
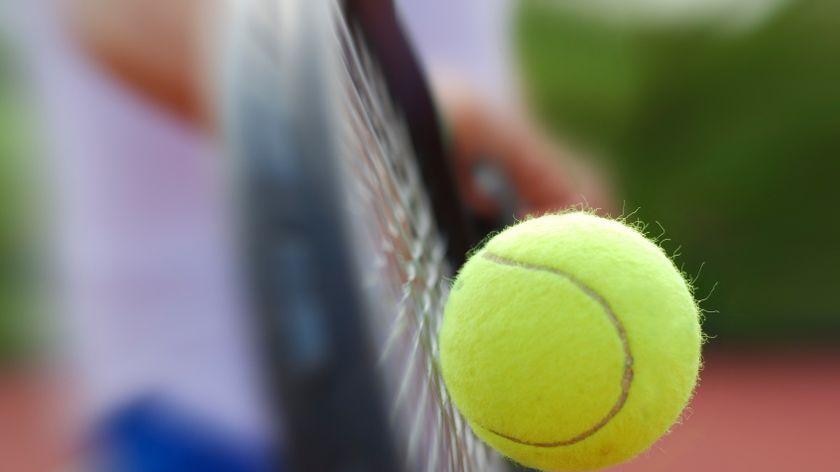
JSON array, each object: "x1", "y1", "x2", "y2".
[{"x1": 223, "y1": 0, "x2": 510, "y2": 470}]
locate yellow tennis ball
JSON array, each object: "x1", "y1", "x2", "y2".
[{"x1": 439, "y1": 212, "x2": 702, "y2": 471}]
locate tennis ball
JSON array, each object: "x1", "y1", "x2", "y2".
[{"x1": 439, "y1": 212, "x2": 701, "y2": 471}]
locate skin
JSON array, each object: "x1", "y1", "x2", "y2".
[
  {"x1": 64, "y1": 0, "x2": 215, "y2": 124},
  {"x1": 438, "y1": 82, "x2": 614, "y2": 218}
]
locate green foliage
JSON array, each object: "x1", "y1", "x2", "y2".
[
  {"x1": 516, "y1": 0, "x2": 840, "y2": 343},
  {"x1": 0, "y1": 42, "x2": 39, "y2": 362}
]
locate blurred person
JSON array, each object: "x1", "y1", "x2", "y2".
[
  {"x1": 49, "y1": 3, "x2": 840, "y2": 472},
  {"x1": 14, "y1": 0, "x2": 611, "y2": 470},
  {"x1": 17, "y1": 1, "x2": 275, "y2": 470},
  {"x1": 66, "y1": 0, "x2": 611, "y2": 217}
]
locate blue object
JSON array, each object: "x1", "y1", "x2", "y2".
[{"x1": 95, "y1": 397, "x2": 281, "y2": 472}]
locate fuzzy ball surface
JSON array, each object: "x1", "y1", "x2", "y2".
[{"x1": 439, "y1": 212, "x2": 702, "y2": 471}]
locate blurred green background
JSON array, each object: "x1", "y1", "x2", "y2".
[
  {"x1": 0, "y1": 40, "x2": 39, "y2": 363},
  {"x1": 516, "y1": 0, "x2": 840, "y2": 344}
]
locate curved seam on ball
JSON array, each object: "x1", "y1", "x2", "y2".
[{"x1": 477, "y1": 251, "x2": 635, "y2": 448}]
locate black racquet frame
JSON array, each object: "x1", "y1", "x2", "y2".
[{"x1": 225, "y1": 0, "x2": 477, "y2": 470}]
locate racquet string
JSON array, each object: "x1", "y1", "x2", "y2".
[{"x1": 330, "y1": 4, "x2": 502, "y2": 472}]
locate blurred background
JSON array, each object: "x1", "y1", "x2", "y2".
[{"x1": 2, "y1": 0, "x2": 839, "y2": 470}]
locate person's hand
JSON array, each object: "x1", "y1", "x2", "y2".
[{"x1": 437, "y1": 82, "x2": 615, "y2": 221}]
